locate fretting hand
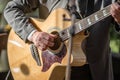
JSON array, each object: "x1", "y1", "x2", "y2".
[{"x1": 111, "y1": 2, "x2": 120, "y2": 24}]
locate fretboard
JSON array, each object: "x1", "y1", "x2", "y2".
[{"x1": 60, "y1": 5, "x2": 111, "y2": 41}]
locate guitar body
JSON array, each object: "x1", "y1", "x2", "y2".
[{"x1": 7, "y1": 8, "x2": 87, "y2": 80}]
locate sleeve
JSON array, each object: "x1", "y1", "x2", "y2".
[{"x1": 4, "y1": 0, "x2": 40, "y2": 42}]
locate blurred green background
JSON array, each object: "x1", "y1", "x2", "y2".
[{"x1": 110, "y1": 26, "x2": 120, "y2": 54}]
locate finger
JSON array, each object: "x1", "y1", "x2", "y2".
[
  {"x1": 38, "y1": 43, "x2": 47, "y2": 51},
  {"x1": 111, "y1": 3, "x2": 120, "y2": 23},
  {"x1": 47, "y1": 41, "x2": 54, "y2": 47},
  {"x1": 38, "y1": 46, "x2": 46, "y2": 51},
  {"x1": 111, "y1": 3, "x2": 120, "y2": 15},
  {"x1": 43, "y1": 35, "x2": 54, "y2": 42},
  {"x1": 40, "y1": 38, "x2": 54, "y2": 47},
  {"x1": 49, "y1": 34, "x2": 57, "y2": 38},
  {"x1": 33, "y1": 39, "x2": 40, "y2": 47},
  {"x1": 44, "y1": 40, "x2": 54, "y2": 47},
  {"x1": 114, "y1": 18, "x2": 120, "y2": 23},
  {"x1": 43, "y1": 33, "x2": 57, "y2": 42}
]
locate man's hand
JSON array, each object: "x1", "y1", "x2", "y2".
[
  {"x1": 111, "y1": 2, "x2": 120, "y2": 24},
  {"x1": 30, "y1": 31, "x2": 57, "y2": 51}
]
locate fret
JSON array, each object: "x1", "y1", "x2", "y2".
[
  {"x1": 87, "y1": 18, "x2": 92, "y2": 25},
  {"x1": 95, "y1": 14, "x2": 99, "y2": 21},
  {"x1": 75, "y1": 5, "x2": 111, "y2": 32},
  {"x1": 78, "y1": 23, "x2": 82, "y2": 30},
  {"x1": 60, "y1": 29, "x2": 70, "y2": 41},
  {"x1": 60, "y1": 5, "x2": 111, "y2": 41},
  {"x1": 86, "y1": 15, "x2": 95, "y2": 26},
  {"x1": 75, "y1": 20, "x2": 86, "y2": 33},
  {"x1": 103, "y1": 10, "x2": 107, "y2": 16}
]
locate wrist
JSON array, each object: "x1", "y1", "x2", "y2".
[{"x1": 28, "y1": 30, "x2": 39, "y2": 42}]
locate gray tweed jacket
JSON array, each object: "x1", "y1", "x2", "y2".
[{"x1": 4, "y1": 0, "x2": 68, "y2": 42}]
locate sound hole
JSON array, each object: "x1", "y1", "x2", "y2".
[{"x1": 49, "y1": 31, "x2": 62, "y2": 50}]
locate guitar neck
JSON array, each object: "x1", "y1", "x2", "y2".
[
  {"x1": 60, "y1": 5, "x2": 111, "y2": 41},
  {"x1": 75, "y1": 5, "x2": 111, "y2": 32}
]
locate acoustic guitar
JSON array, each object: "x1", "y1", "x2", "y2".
[{"x1": 7, "y1": 4, "x2": 111, "y2": 80}]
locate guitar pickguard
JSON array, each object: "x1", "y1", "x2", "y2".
[{"x1": 42, "y1": 45, "x2": 67, "y2": 72}]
